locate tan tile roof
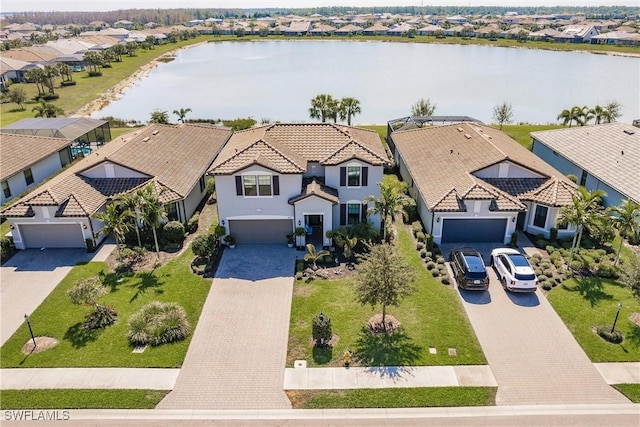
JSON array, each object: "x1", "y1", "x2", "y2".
[
  {"x1": 288, "y1": 178, "x2": 339, "y2": 205},
  {"x1": 531, "y1": 123, "x2": 640, "y2": 203},
  {"x1": 2, "y1": 124, "x2": 231, "y2": 218},
  {"x1": 520, "y1": 178, "x2": 577, "y2": 207},
  {"x1": 393, "y1": 123, "x2": 570, "y2": 211},
  {"x1": 0, "y1": 133, "x2": 73, "y2": 180},
  {"x1": 210, "y1": 123, "x2": 388, "y2": 175}
]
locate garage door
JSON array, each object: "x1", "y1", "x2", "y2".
[
  {"x1": 229, "y1": 219, "x2": 293, "y2": 244},
  {"x1": 441, "y1": 219, "x2": 507, "y2": 243},
  {"x1": 20, "y1": 223, "x2": 85, "y2": 248}
]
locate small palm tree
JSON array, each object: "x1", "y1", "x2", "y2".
[
  {"x1": 172, "y1": 107, "x2": 192, "y2": 123},
  {"x1": 609, "y1": 199, "x2": 640, "y2": 265},
  {"x1": 309, "y1": 94, "x2": 338, "y2": 123},
  {"x1": 138, "y1": 184, "x2": 167, "y2": 259},
  {"x1": 557, "y1": 186, "x2": 607, "y2": 260},
  {"x1": 304, "y1": 244, "x2": 330, "y2": 270},
  {"x1": 365, "y1": 179, "x2": 415, "y2": 241},
  {"x1": 117, "y1": 191, "x2": 143, "y2": 247},
  {"x1": 92, "y1": 202, "x2": 133, "y2": 263},
  {"x1": 32, "y1": 99, "x2": 64, "y2": 118},
  {"x1": 338, "y1": 97, "x2": 361, "y2": 126}
]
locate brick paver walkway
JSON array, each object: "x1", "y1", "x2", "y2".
[
  {"x1": 157, "y1": 244, "x2": 297, "y2": 410},
  {"x1": 458, "y1": 267, "x2": 629, "y2": 405}
]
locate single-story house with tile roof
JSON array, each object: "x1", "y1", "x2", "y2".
[
  {"x1": 531, "y1": 123, "x2": 639, "y2": 209},
  {"x1": 208, "y1": 123, "x2": 390, "y2": 246},
  {"x1": 390, "y1": 123, "x2": 577, "y2": 244},
  {"x1": 0, "y1": 134, "x2": 74, "y2": 205},
  {"x1": 2, "y1": 123, "x2": 232, "y2": 250}
]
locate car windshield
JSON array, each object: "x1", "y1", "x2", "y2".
[{"x1": 508, "y1": 254, "x2": 531, "y2": 268}]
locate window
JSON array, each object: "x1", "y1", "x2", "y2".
[
  {"x1": 258, "y1": 175, "x2": 271, "y2": 196},
  {"x1": 241, "y1": 175, "x2": 274, "y2": 196},
  {"x1": 165, "y1": 202, "x2": 178, "y2": 221},
  {"x1": 2, "y1": 181, "x2": 10, "y2": 199},
  {"x1": 533, "y1": 205, "x2": 548, "y2": 228},
  {"x1": 199, "y1": 175, "x2": 206, "y2": 192},
  {"x1": 24, "y1": 168, "x2": 34, "y2": 186},
  {"x1": 243, "y1": 175, "x2": 258, "y2": 196},
  {"x1": 347, "y1": 203, "x2": 360, "y2": 225},
  {"x1": 347, "y1": 166, "x2": 361, "y2": 187},
  {"x1": 579, "y1": 170, "x2": 587, "y2": 186}
]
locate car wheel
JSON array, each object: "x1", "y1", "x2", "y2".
[
  {"x1": 500, "y1": 276, "x2": 506, "y2": 290},
  {"x1": 489, "y1": 256, "x2": 494, "y2": 267}
]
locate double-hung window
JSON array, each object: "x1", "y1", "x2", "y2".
[
  {"x1": 24, "y1": 168, "x2": 34, "y2": 186},
  {"x1": 340, "y1": 165, "x2": 368, "y2": 187},
  {"x1": 347, "y1": 203, "x2": 360, "y2": 225},
  {"x1": 347, "y1": 166, "x2": 361, "y2": 187},
  {"x1": 533, "y1": 205, "x2": 548, "y2": 228},
  {"x1": 2, "y1": 181, "x2": 10, "y2": 199},
  {"x1": 237, "y1": 174, "x2": 278, "y2": 197}
]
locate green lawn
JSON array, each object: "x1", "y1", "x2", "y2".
[
  {"x1": 0, "y1": 389, "x2": 168, "y2": 409},
  {"x1": 287, "y1": 387, "x2": 496, "y2": 409},
  {"x1": 547, "y1": 278, "x2": 640, "y2": 362},
  {"x1": 0, "y1": 247, "x2": 211, "y2": 368},
  {"x1": 499, "y1": 124, "x2": 564, "y2": 149},
  {"x1": 613, "y1": 384, "x2": 640, "y2": 403},
  {"x1": 287, "y1": 225, "x2": 485, "y2": 367}
]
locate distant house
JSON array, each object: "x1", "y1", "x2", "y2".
[
  {"x1": 284, "y1": 21, "x2": 312, "y2": 36},
  {"x1": 554, "y1": 25, "x2": 599, "y2": 43},
  {"x1": 390, "y1": 123, "x2": 576, "y2": 244},
  {"x1": 0, "y1": 134, "x2": 74, "y2": 205},
  {"x1": 208, "y1": 123, "x2": 390, "y2": 245},
  {"x1": 1, "y1": 118, "x2": 112, "y2": 148},
  {"x1": 2, "y1": 124, "x2": 232, "y2": 250},
  {"x1": 531, "y1": 123, "x2": 640, "y2": 208}
]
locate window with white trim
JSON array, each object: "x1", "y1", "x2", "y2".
[
  {"x1": 347, "y1": 166, "x2": 361, "y2": 187},
  {"x1": 24, "y1": 168, "x2": 34, "y2": 186},
  {"x1": 242, "y1": 175, "x2": 273, "y2": 197},
  {"x1": 2, "y1": 181, "x2": 10, "y2": 198},
  {"x1": 347, "y1": 203, "x2": 360, "y2": 225},
  {"x1": 533, "y1": 205, "x2": 548, "y2": 228}
]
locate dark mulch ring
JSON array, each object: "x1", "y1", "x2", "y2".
[
  {"x1": 22, "y1": 336, "x2": 59, "y2": 355},
  {"x1": 367, "y1": 314, "x2": 401, "y2": 333},
  {"x1": 105, "y1": 248, "x2": 177, "y2": 273}
]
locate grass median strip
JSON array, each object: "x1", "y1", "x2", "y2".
[
  {"x1": 287, "y1": 387, "x2": 497, "y2": 409},
  {"x1": 0, "y1": 389, "x2": 168, "y2": 409},
  {"x1": 612, "y1": 384, "x2": 640, "y2": 403}
]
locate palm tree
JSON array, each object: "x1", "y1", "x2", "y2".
[
  {"x1": 557, "y1": 186, "x2": 607, "y2": 261},
  {"x1": 172, "y1": 107, "x2": 192, "y2": 123},
  {"x1": 92, "y1": 202, "x2": 133, "y2": 263},
  {"x1": 338, "y1": 97, "x2": 361, "y2": 125},
  {"x1": 138, "y1": 184, "x2": 167, "y2": 259},
  {"x1": 309, "y1": 94, "x2": 338, "y2": 123},
  {"x1": 304, "y1": 244, "x2": 330, "y2": 270},
  {"x1": 364, "y1": 179, "x2": 415, "y2": 241},
  {"x1": 609, "y1": 199, "x2": 640, "y2": 265},
  {"x1": 24, "y1": 68, "x2": 47, "y2": 98},
  {"x1": 589, "y1": 105, "x2": 606, "y2": 125},
  {"x1": 575, "y1": 105, "x2": 593, "y2": 126},
  {"x1": 32, "y1": 99, "x2": 64, "y2": 118},
  {"x1": 557, "y1": 106, "x2": 583, "y2": 127},
  {"x1": 117, "y1": 191, "x2": 143, "y2": 247},
  {"x1": 41, "y1": 64, "x2": 59, "y2": 94}
]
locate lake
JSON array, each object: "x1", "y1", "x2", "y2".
[{"x1": 92, "y1": 40, "x2": 640, "y2": 125}]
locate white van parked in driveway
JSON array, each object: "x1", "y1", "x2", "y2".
[{"x1": 490, "y1": 248, "x2": 538, "y2": 292}]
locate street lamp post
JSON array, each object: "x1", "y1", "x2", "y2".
[
  {"x1": 611, "y1": 303, "x2": 623, "y2": 333},
  {"x1": 24, "y1": 313, "x2": 36, "y2": 348}
]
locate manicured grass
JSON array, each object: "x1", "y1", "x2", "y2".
[
  {"x1": 287, "y1": 225, "x2": 485, "y2": 367},
  {"x1": 0, "y1": 389, "x2": 168, "y2": 409},
  {"x1": 287, "y1": 387, "x2": 496, "y2": 409},
  {"x1": 499, "y1": 124, "x2": 564, "y2": 149},
  {"x1": 546, "y1": 277, "x2": 640, "y2": 362},
  {"x1": 1, "y1": 37, "x2": 208, "y2": 127},
  {"x1": 613, "y1": 384, "x2": 640, "y2": 403},
  {"x1": 109, "y1": 127, "x2": 140, "y2": 140},
  {"x1": 0, "y1": 247, "x2": 211, "y2": 368}
]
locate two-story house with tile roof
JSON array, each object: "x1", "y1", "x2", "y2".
[
  {"x1": 208, "y1": 123, "x2": 390, "y2": 246},
  {"x1": 390, "y1": 123, "x2": 577, "y2": 244}
]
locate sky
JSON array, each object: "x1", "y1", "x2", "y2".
[{"x1": 2, "y1": 0, "x2": 638, "y2": 13}]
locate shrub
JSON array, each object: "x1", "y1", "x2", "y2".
[
  {"x1": 596, "y1": 326, "x2": 623, "y2": 344},
  {"x1": 127, "y1": 301, "x2": 190, "y2": 346},
  {"x1": 431, "y1": 269, "x2": 440, "y2": 277},
  {"x1": 412, "y1": 221, "x2": 423, "y2": 236},
  {"x1": 295, "y1": 271, "x2": 303, "y2": 280},
  {"x1": 192, "y1": 234, "x2": 215, "y2": 259},
  {"x1": 61, "y1": 80, "x2": 77, "y2": 86},
  {"x1": 546, "y1": 245, "x2": 555, "y2": 255},
  {"x1": 85, "y1": 238, "x2": 95, "y2": 253},
  {"x1": 186, "y1": 213, "x2": 199, "y2": 233},
  {"x1": 436, "y1": 256, "x2": 445, "y2": 265},
  {"x1": 84, "y1": 305, "x2": 118, "y2": 330},
  {"x1": 312, "y1": 312, "x2": 332, "y2": 346},
  {"x1": 541, "y1": 282, "x2": 553, "y2": 291},
  {"x1": 415, "y1": 231, "x2": 426, "y2": 243},
  {"x1": 87, "y1": 71, "x2": 102, "y2": 77},
  {"x1": 509, "y1": 232, "x2": 518, "y2": 247},
  {"x1": 416, "y1": 242, "x2": 425, "y2": 251},
  {"x1": 163, "y1": 221, "x2": 185, "y2": 244},
  {"x1": 419, "y1": 249, "x2": 427, "y2": 259},
  {"x1": 121, "y1": 246, "x2": 147, "y2": 265},
  {"x1": 425, "y1": 251, "x2": 433, "y2": 259},
  {"x1": 424, "y1": 256, "x2": 433, "y2": 263},
  {"x1": 569, "y1": 260, "x2": 583, "y2": 271},
  {"x1": 597, "y1": 261, "x2": 619, "y2": 279},
  {"x1": 549, "y1": 227, "x2": 558, "y2": 243},
  {"x1": 441, "y1": 277, "x2": 450, "y2": 285},
  {"x1": 426, "y1": 261, "x2": 436, "y2": 270},
  {"x1": 1, "y1": 236, "x2": 15, "y2": 260},
  {"x1": 432, "y1": 247, "x2": 441, "y2": 256},
  {"x1": 537, "y1": 239, "x2": 549, "y2": 248},
  {"x1": 543, "y1": 269, "x2": 554, "y2": 278},
  {"x1": 425, "y1": 233, "x2": 434, "y2": 251}
]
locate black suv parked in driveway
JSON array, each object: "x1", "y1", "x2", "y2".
[{"x1": 448, "y1": 248, "x2": 489, "y2": 290}]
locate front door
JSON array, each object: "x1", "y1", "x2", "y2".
[{"x1": 304, "y1": 214, "x2": 324, "y2": 247}]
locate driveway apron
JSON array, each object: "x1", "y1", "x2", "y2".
[
  {"x1": 158, "y1": 244, "x2": 297, "y2": 410},
  {"x1": 458, "y1": 267, "x2": 629, "y2": 405}
]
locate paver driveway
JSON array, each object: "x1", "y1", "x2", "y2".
[
  {"x1": 457, "y1": 266, "x2": 629, "y2": 405},
  {"x1": 158, "y1": 244, "x2": 297, "y2": 410}
]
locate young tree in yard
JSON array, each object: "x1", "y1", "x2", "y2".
[
  {"x1": 5, "y1": 86, "x2": 27, "y2": 110},
  {"x1": 32, "y1": 98, "x2": 64, "y2": 118},
  {"x1": 620, "y1": 253, "x2": 640, "y2": 300},
  {"x1": 312, "y1": 312, "x2": 332, "y2": 346},
  {"x1": 353, "y1": 243, "x2": 415, "y2": 332},
  {"x1": 364, "y1": 179, "x2": 415, "y2": 241},
  {"x1": 338, "y1": 97, "x2": 361, "y2": 126},
  {"x1": 604, "y1": 100, "x2": 622, "y2": 123},
  {"x1": 138, "y1": 184, "x2": 167, "y2": 260},
  {"x1": 309, "y1": 94, "x2": 338, "y2": 123},
  {"x1": 67, "y1": 276, "x2": 118, "y2": 330},
  {"x1": 304, "y1": 243, "x2": 330, "y2": 270},
  {"x1": 172, "y1": 107, "x2": 192, "y2": 123},
  {"x1": 92, "y1": 202, "x2": 133, "y2": 263},
  {"x1": 609, "y1": 199, "x2": 640, "y2": 265},
  {"x1": 117, "y1": 191, "x2": 143, "y2": 248},
  {"x1": 149, "y1": 109, "x2": 170, "y2": 124},
  {"x1": 492, "y1": 101, "x2": 514, "y2": 130},
  {"x1": 557, "y1": 186, "x2": 607, "y2": 261},
  {"x1": 411, "y1": 98, "x2": 436, "y2": 116}
]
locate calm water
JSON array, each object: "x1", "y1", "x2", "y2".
[{"x1": 92, "y1": 41, "x2": 640, "y2": 125}]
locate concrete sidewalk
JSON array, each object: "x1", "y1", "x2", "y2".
[
  {"x1": 284, "y1": 365, "x2": 498, "y2": 389},
  {"x1": 0, "y1": 368, "x2": 179, "y2": 390}
]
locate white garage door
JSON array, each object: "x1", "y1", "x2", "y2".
[
  {"x1": 229, "y1": 219, "x2": 293, "y2": 244},
  {"x1": 19, "y1": 224, "x2": 85, "y2": 249}
]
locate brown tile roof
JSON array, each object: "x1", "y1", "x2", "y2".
[
  {"x1": 531, "y1": 123, "x2": 640, "y2": 203},
  {"x1": 288, "y1": 178, "x2": 339, "y2": 205},
  {"x1": 520, "y1": 178, "x2": 577, "y2": 207},
  {"x1": 2, "y1": 124, "x2": 231, "y2": 218},
  {"x1": 0, "y1": 133, "x2": 73, "y2": 180},
  {"x1": 393, "y1": 123, "x2": 571, "y2": 212},
  {"x1": 209, "y1": 123, "x2": 389, "y2": 175}
]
